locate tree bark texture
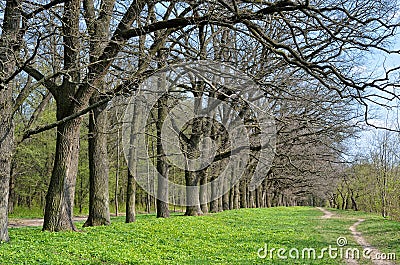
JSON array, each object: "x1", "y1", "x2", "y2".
[
  {"x1": 84, "y1": 100, "x2": 110, "y2": 227},
  {"x1": 156, "y1": 95, "x2": 170, "y2": 218},
  {"x1": 0, "y1": 0, "x2": 21, "y2": 242},
  {"x1": 43, "y1": 117, "x2": 82, "y2": 231}
]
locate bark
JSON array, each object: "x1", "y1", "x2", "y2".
[
  {"x1": 126, "y1": 170, "x2": 136, "y2": 223},
  {"x1": 239, "y1": 179, "x2": 247, "y2": 208},
  {"x1": 125, "y1": 101, "x2": 139, "y2": 223},
  {"x1": 233, "y1": 184, "x2": 240, "y2": 209},
  {"x1": 183, "y1": 97, "x2": 206, "y2": 216},
  {"x1": 185, "y1": 171, "x2": 203, "y2": 216},
  {"x1": 82, "y1": 0, "x2": 113, "y2": 226},
  {"x1": 0, "y1": 0, "x2": 21, "y2": 242},
  {"x1": 255, "y1": 188, "x2": 261, "y2": 208},
  {"x1": 0, "y1": 84, "x2": 13, "y2": 241},
  {"x1": 229, "y1": 187, "x2": 234, "y2": 210},
  {"x1": 156, "y1": 95, "x2": 170, "y2": 218},
  {"x1": 248, "y1": 190, "x2": 255, "y2": 208},
  {"x1": 209, "y1": 177, "x2": 219, "y2": 213},
  {"x1": 43, "y1": 0, "x2": 81, "y2": 232},
  {"x1": 8, "y1": 162, "x2": 15, "y2": 214},
  {"x1": 84, "y1": 99, "x2": 110, "y2": 227},
  {"x1": 115, "y1": 125, "x2": 120, "y2": 216},
  {"x1": 199, "y1": 171, "x2": 209, "y2": 214},
  {"x1": 222, "y1": 179, "x2": 230, "y2": 211},
  {"x1": 43, "y1": 116, "x2": 82, "y2": 231}
]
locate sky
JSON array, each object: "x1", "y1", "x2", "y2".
[{"x1": 347, "y1": 34, "x2": 400, "y2": 161}]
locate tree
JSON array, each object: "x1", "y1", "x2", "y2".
[
  {"x1": 83, "y1": 101, "x2": 111, "y2": 226},
  {"x1": 82, "y1": 0, "x2": 114, "y2": 227},
  {"x1": 346, "y1": 129, "x2": 400, "y2": 219},
  {"x1": 1, "y1": 0, "x2": 399, "y2": 234},
  {"x1": 0, "y1": 0, "x2": 22, "y2": 242}
]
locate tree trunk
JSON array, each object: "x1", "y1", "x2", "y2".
[
  {"x1": 255, "y1": 188, "x2": 261, "y2": 208},
  {"x1": 0, "y1": 83, "x2": 13, "y2": 242},
  {"x1": 126, "y1": 170, "x2": 136, "y2": 223},
  {"x1": 185, "y1": 171, "x2": 203, "y2": 216},
  {"x1": 233, "y1": 184, "x2": 240, "y2": 209},
  {"x1": 229, "y1": 187, "x2": 234, "y2": 210},
  {"x1": 114, "y1": 122, "x2": 120, "y2": 216},
  {"x1": 43, "y1": 117, "x2": 82, "y2": 231},
  {"x1": 209, "y1": 177, "x2": 219, "y2": 213},
  {"x1": 8, "y1": 162, "x2": 16, "y2": 214},
  {"x1": 239, "y1": 179, "x2": 247, "y2": 208},
  {"x1": 249, "y1": 190, "x2": 255, "y2": 208},
  {"x1": 199, "y1": 171, "x2": 209, "y2": 214},
  {"x1": 156, "y1": 95, "x2": 170, "y2": 218},
  {"x1": 222, "y1": 181, "x2": 230, "y2": 211},
  {"x1": 351, "y1": 195, "x2": 358, "y2": 211},
  {"x1": 0, "y1": 0, "x2": 21, "y2": 243},
  {"x1": 84, "y1": 100, "x2": 110, "y2": 227},
  {"x1": 43, "y1": 0, "x2": 81, "y2": 232},
  {"x1": 125, "y1": 101, "x2": 140, "y2": 223}
]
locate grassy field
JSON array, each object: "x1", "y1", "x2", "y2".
[
  {"x1": 1, "y1": 207, "x2": 399, "y2": 264},
  {"x1": 328, "y1": 208, "x2": 400, "y2": 264}
]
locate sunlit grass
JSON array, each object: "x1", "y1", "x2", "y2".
[{"x1": 1, "y1": 207, "x2": 398, "y2": 264}]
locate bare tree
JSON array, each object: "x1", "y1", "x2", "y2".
[{"x1": 1, "y1": 0, "x2": 399, "y2": 235}]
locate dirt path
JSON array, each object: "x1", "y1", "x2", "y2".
[
  {"x1": 8, "y1": 216, "x2": 87, "y2": 228},
  {"x1": 316, "y1": 208, "x2": 395, "y2": 265},
  {"x1": 316, "y1": 207, "x2": 358, "y2": 265},
  {"x1": 350, "y1": 219, "x2": 395, "y2": 265},
  {"x1": 316, "y1": 207, "x2": 334, "y2": 219}
]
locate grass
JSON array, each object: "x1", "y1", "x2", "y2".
[
  {"x1": 1, "y1": 207, "x2": 399, "y2": 264},
  {"x1": 327, "y1": 208, "x2": 400, "y2": 264},
  {"x1": 9, "y1": 207, "x2": 45, "y2": 219}
]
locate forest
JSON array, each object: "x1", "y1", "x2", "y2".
[{"x1": 0, "y1": 0, "x2": 400, "y2": 263}]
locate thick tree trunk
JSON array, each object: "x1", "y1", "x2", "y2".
[
  {"x1": 84, "y1": 100, "x2": 110, "y2": 227},
  {"x1": 126, "y1": 170, "x2": 136, "y2": 223},
  {"x1": 156, "y1": 96, "x2": 170, "y2": 218},
  {"x1": 185, "y1": 171, "x2": 203, "y2": 216},
  {"x1": 0, "y1": 0, "x2": 21, "y2": 243},
  {"x1": 43, "y1": 0, "x2": 82, "y2": 232},
  {"x1": 255, "y1": 188, "x2": 261, "y2": 208},
  {"x1": 209, "y1": 177, "x2": 219, "y2": 213},
  {"x1": 125, "y1": 101, "x2": 139, "y2": 223},
  {"x1": 0, "y1": 85, "x2": 13, "y2": 242},
  {"x1": 222, "y1": 180, "x2": 230, "y2": 211},
  {"x1": 43, "y1": 117, "x2": 82, "y2": 231}
]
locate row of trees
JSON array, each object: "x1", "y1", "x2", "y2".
[{"x1": 1, "y1": 0, "x2": 400, "y2": 242}]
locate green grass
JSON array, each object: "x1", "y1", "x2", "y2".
[
  {"x1": 327, "y1": 208, "x2": 400, "y2": 264},
  {"x1": 1, "y1": 207, "x2": 398, "y2": 264},
  {"x1": 8, "y1": 207, "x2": 45, "y2": 219}
]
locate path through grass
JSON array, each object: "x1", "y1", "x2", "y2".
[{"x1": 1, "y1": 207, "x2": 398, "y2": 264}]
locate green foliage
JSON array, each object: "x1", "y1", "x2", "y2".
[
  {"x1": 11, "y1": 101, "x2": 57, "y2": 210},
  {"x1": 3, "y1": 207, "x2": 398, "y2": 264}
]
